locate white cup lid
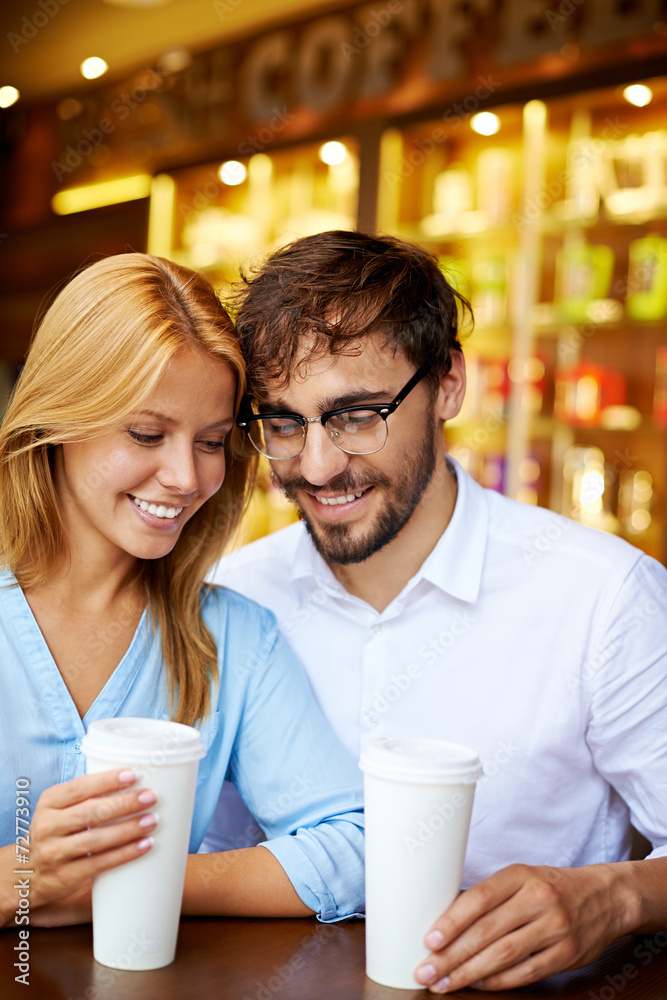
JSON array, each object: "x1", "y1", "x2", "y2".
[
  {"x1": 81, "y1": 718, "x2": 206, "y2": 765},
  {"x1": 359, "y1": 736, "x2": 482, "y2": 784}
]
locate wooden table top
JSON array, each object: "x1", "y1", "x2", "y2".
[{"x1": 2, "y1": 917, "x2": 667, "y2": 1000}]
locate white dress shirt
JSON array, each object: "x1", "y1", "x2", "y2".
[{"x1": 205, "y1": 459, "x2": 667, "y2": 887}]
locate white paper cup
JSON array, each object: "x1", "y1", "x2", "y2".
[
  {"x1": 81, "y1": 717, "x2": 206, "y2": 971},
  {"x1": 360, "y1": 736, "x2": 482, "y2": 990}
]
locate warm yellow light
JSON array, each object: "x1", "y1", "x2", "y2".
[
  {"x1": 622, "y1": 84, "x2": 653, "y2": 107},
  {"x1": 630, "y1": 509, "x2": 651, "y2": 532},
  {"x1": 0, "y1": 86, "x2": 20, "y2": 109},
  {"x1": 52, "y1": 174, "x2": 152, "y2": 214},
  {"x1": 470, "y1": 112, "x2": 500, "y2": 136},
  {"x1": 218, "y1": 160, "x2": 246, "y2": 185},
  {"x1": 80, "y1": 57, "x2": 109, "y2": 80},
  {"x1": 319, "y1": 141, "x2": 347, "y2": 165}
]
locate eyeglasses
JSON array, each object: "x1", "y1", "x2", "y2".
[{"x1": 237, "y1": 362, "x2": 431, "y2": 460}]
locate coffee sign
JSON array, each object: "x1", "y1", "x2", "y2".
[{"x1": 51, "y1": 0, "x2": 666, "y2": 181}]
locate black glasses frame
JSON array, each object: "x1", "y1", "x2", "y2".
[{"x1": 237, "y1": 361, "x2": 431, "y2": 459}]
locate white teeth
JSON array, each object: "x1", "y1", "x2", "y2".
[
  {"x1": 132, "y1": 496, "x2": 183, "y2": 519},
  {"x1": 316, "y1": 489, "x2": 367, "y2": 506}
]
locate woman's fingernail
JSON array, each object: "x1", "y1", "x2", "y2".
[
  {"x1": 137, "y1": 837, "x2": 154, "y2": 851},
  {"x1": 426, "y1": 929, "x2": 445, "y2": 949},
  {"x1": 138, "y1": 813, "x2": 157, "y2": 829},
  {"x1": 415, "y1": 963, "x2": 438, "y2": 986},
  {"x1": 118, "y1": 769, "x2": 136, "y2": 784},
  {"x1": 138, "y1": 789, "x2": 157, "y2": 805},
  {"x1": 430, "y1": 976, "x2": 450, "y2": 993}
]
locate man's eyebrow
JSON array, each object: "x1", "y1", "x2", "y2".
[
  {"x1": 260, "y1": 388, "x2": 393, "y2": 414},
  {"x1": 131, "y1": 409, "x2": 233, "y2": 431}
]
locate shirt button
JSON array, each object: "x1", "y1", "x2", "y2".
[
  {"x1": 72, "y1": 741, "x2": 82, "y2": 754},
  {"x1": 373, "y1": 624, "x2": 384, "y2": 636}
]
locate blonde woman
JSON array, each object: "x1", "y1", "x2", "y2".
[{"x1": 0, "y1": 253, "x2": 363, "y2": 929}]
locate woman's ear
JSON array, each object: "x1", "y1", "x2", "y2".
[{"x1": 434, "y1": 351, "x2": 466, "y2": 422}]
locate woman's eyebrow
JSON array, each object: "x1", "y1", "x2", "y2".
[{"x1": 131, "y1": 409, "x2": 233, "y2": 431}]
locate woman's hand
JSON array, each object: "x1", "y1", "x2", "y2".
[{"x1": 2, "y1": 769, "x2": 158, "y2": 928}]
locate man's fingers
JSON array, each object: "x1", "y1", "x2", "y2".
[
  {"x1": 468, "y1": 942, "x2": 575, "y2": 992},
  {"x1": 38, "y1": 768, "x2": 138, "y2": 809},
  {"x1": 426, "y1": 865, "x2": 529, "y2": 950}
]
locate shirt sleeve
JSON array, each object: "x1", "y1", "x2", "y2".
[
  {"x1": 225, "y1": 610, "x2": 365, "y2": 921},
  {"x1": 584, "y1": 554, "x2": 667, "y2": 860}
]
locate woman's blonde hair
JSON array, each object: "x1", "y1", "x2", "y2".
[{"x1": 0, "y1": 253, "x2": 257, "y2": 725}]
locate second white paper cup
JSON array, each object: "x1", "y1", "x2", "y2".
[
  {"x1": 81, "y1": 717, "x2": 206, "y2": 971},
  {"x1": 360, "y1": 736, "x2": 482, "y2": 990}
]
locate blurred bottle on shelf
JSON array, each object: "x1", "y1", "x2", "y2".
[
  {"x1": 655, "y1": 345, "x2": 667, "y2": 428},
  {"x1": 476, "y1": 148, "x2": 515, "y2": 226},
  {"x1": 618, "y1": 469, "x2": 654, "y2": 537},
  {"x1": 562, "y1": 445, "x2": 619, "y2": 534},
  {"x1": 471, "y1": 255, "x2": 507, "y2": 328},
  {"x1": 554, "y1": 359, "x2": 626, "y2": 426},
  {"x1": 555, "y1": 241, "x2": 614, "y2": 323},
  {"x1": 626, "y1": 235, "x2": 667, "y2": 320}
]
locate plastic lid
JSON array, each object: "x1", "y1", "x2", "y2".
[
  {"x1": 359, "y1": 736, "x2": 482, "y2": 784},
  {"x1": 81, "y1": 718, "x2": 206, "y2": 765}
]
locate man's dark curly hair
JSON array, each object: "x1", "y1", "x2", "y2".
[{"x1": 234, "y1": 229, "x2": 472, "y2": 397}]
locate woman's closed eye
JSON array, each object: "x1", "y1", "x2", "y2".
[
  {"x1": 128, "y1": 429, "x2": 162, "y2": 445},
  {"x1": 127, "y1": 429, "x2": 226, "y2": 451}
]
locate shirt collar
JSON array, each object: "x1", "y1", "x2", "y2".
[
  {"x1": 290, "y1": 455, "x2": 489, "y2": 605},
  {"x1": 418, "y1": 456, "x2": 488, "y2": 603}
]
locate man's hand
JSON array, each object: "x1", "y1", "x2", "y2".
[{"x1": 414, "y1": 863, "x2": 641, "y2": 992}]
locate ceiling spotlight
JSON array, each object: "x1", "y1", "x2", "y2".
[
  {"x1": 470, "y1": 112, "x2": 501, "y2": 136},
  {"x1": 0, "y1": 86, "x2": 20, "y2": 109},
  {"x1": 318, "y1": 141, "x2": 347, "y2": 166},
  {"x1": 158, "y1": 49, "x2": 191, "y2": 74},
  {"x1": 80, "y1": 57, "x2": 109, "y2": 81},
  {"x1": 622, "y1": 83, "x2": 653, "y2": 107},
  {"x1": 218, "y1": 160, "x2": 246, "y2": 185}
]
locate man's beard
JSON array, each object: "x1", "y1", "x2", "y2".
[{"x1": 271, "y1": 424, "x2": 439, "y2": 566}]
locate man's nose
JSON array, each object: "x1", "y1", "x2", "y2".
[{"x1": 296, "y1": 421, "x2": 350, "y2": 487}]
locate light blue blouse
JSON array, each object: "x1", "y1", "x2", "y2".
[{"x1": 0, "y1": 570, "x2": 364, "y2": 920}]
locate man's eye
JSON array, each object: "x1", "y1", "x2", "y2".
[
  {"x1": 128, "y1": 430, "x2": 161, "y2": 444},
  {"x1": 339, "y1": 410, "x2": 380, "y2": 428},
  {"x1": 265, "y1": 420, "x2": 299, "y2": 438}
]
